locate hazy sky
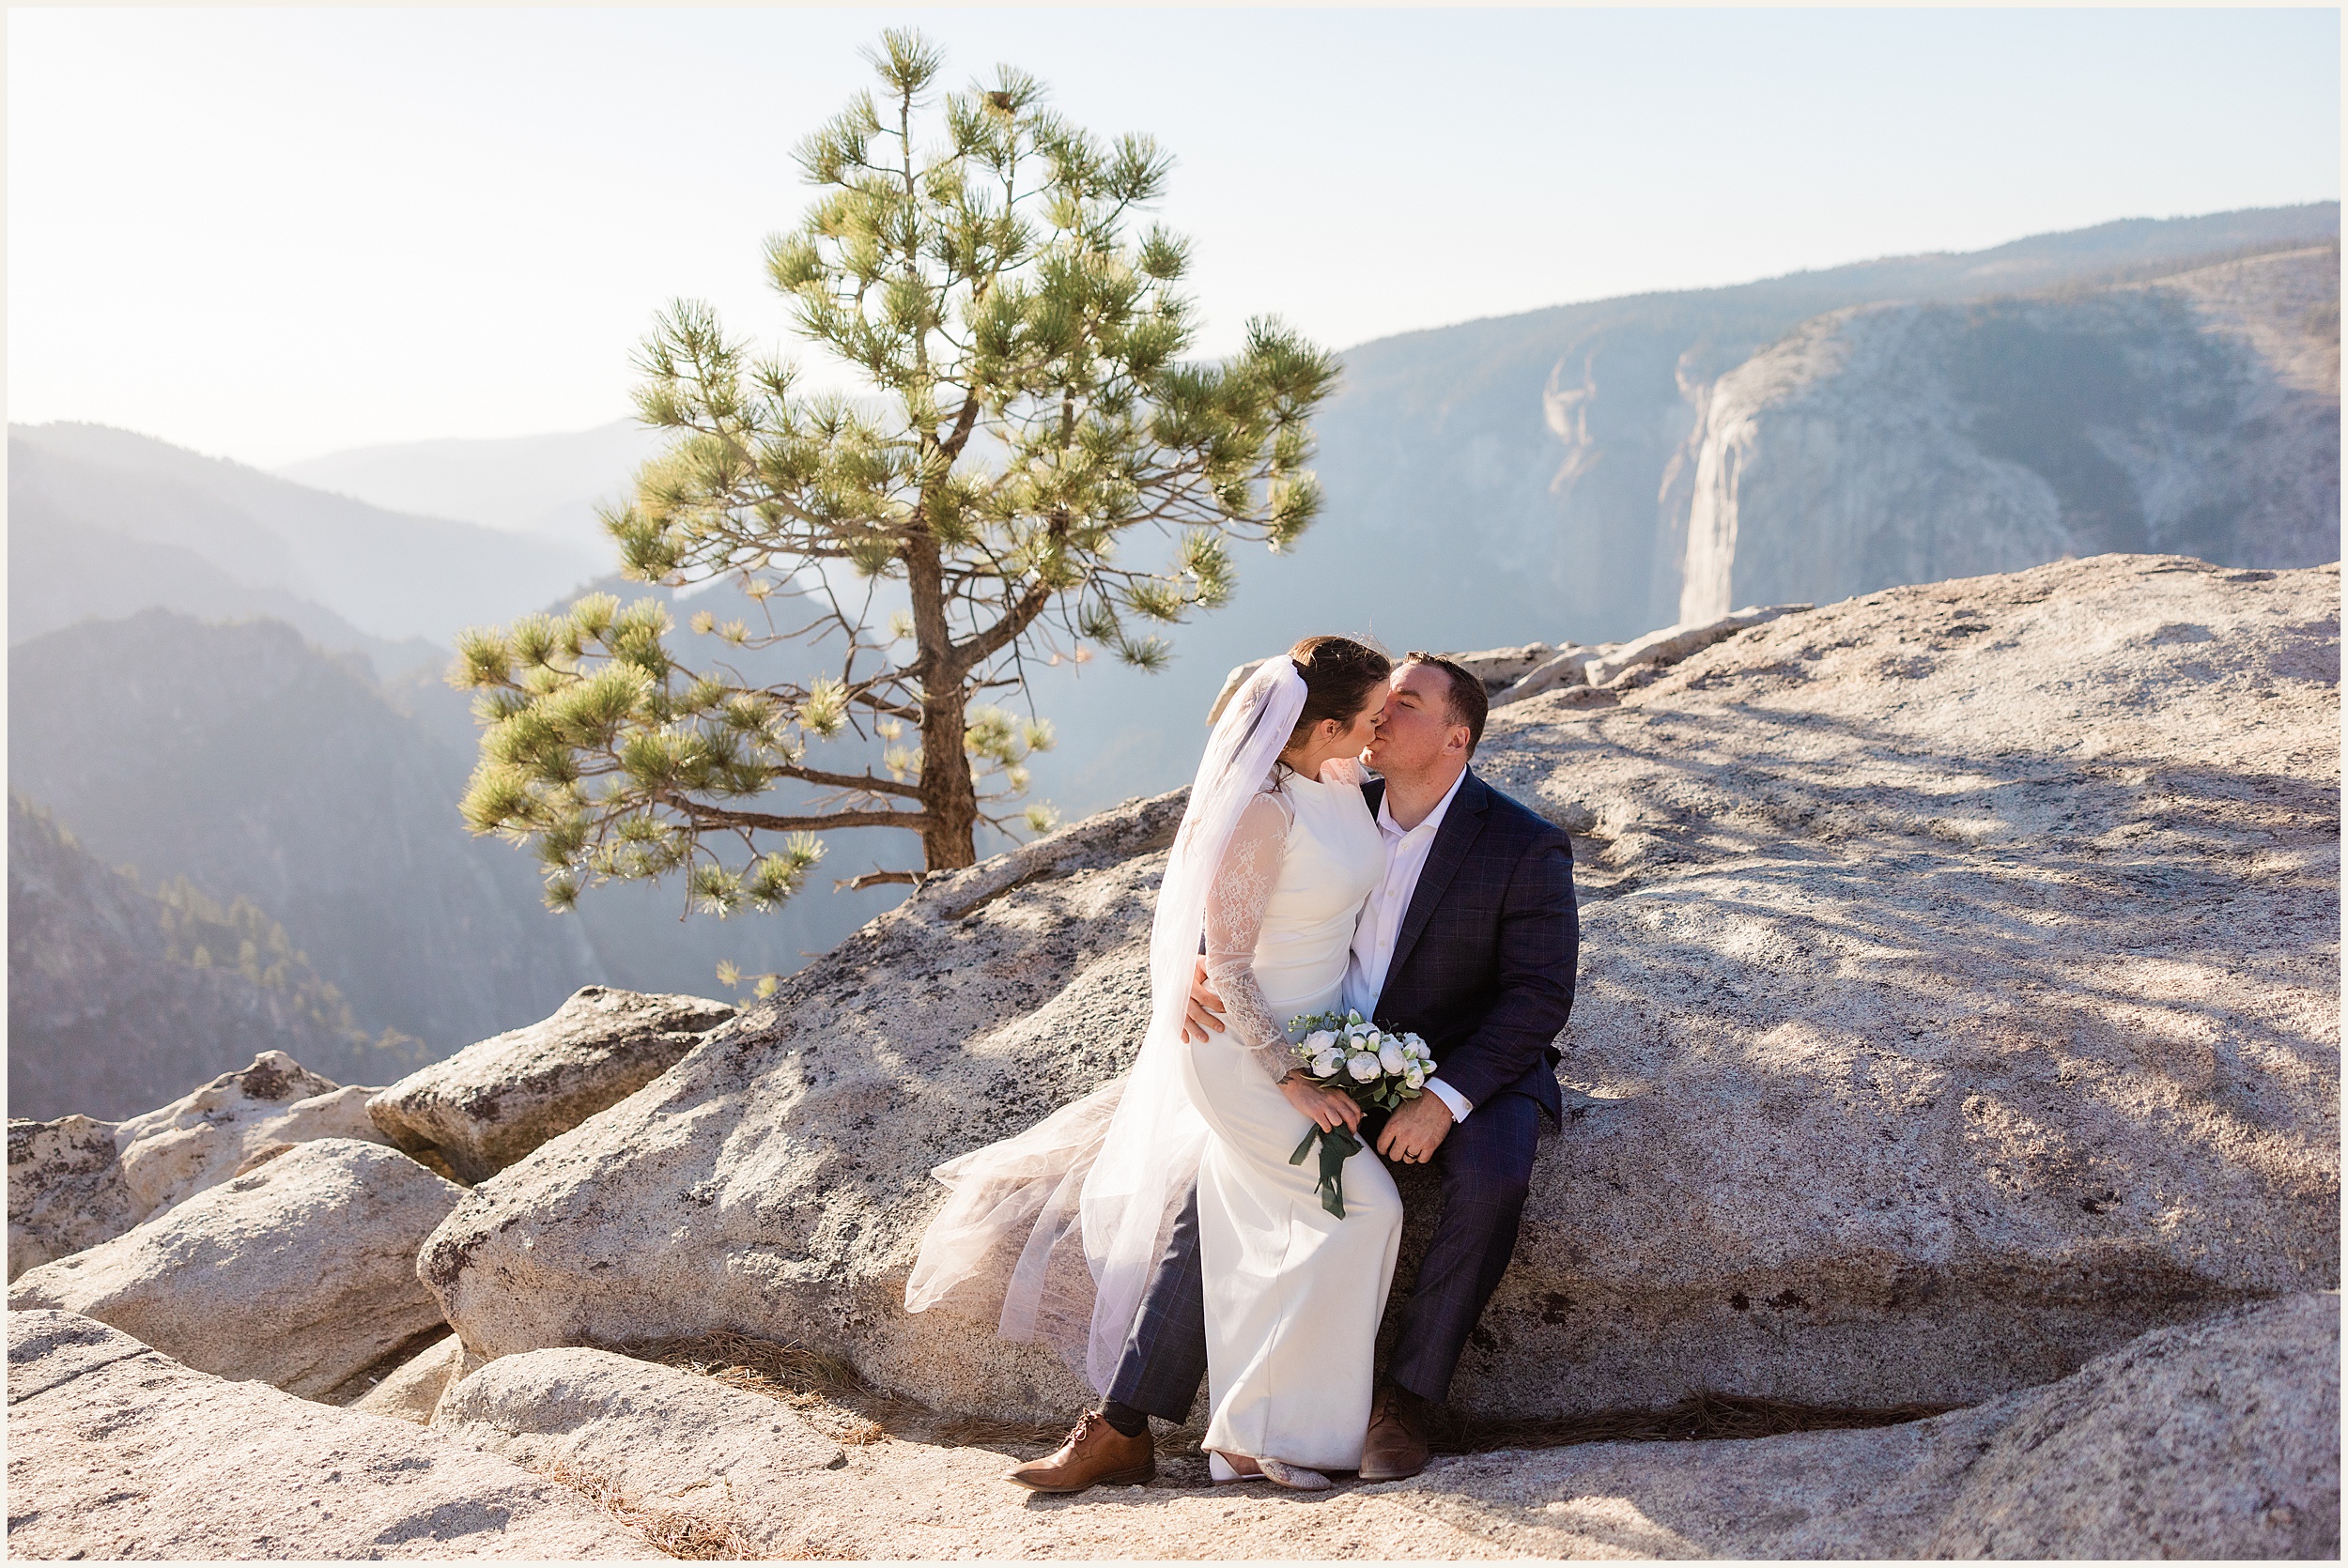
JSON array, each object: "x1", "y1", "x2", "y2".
[{"x1": 9, "y1": 7, "x2": 2339, "y2": 468}]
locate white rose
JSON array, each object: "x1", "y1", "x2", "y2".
[
  {"x1": 1312, "y1": 1049, "x2": 1344, "y2": 1078},
  {"x1": 1379, "y1": 1041, "x2": 1408, "y2": 1075},
  {"x1": 1303, "y1": 1030, "x2": 1337, "y2": 1055},
  {"x1": 1405, "y1": 1067, "x2": 1426, "y2": 1090},
  {"x1": 1347, "y1": 1052, "x2": 1381, "y2": 1083}
]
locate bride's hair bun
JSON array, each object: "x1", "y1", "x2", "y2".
[{"x1": 1286, "y1": 635, "x2": 1393, "y2": 747}]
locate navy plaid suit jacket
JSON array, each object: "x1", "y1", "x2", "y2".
[{"x1": 1363, "y1": 770, "x2": 1579, "y2": 1122}]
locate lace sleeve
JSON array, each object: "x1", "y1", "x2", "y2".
[{"x1": 1203, "y1": 788, "x2": 1302, "y2": 1086}]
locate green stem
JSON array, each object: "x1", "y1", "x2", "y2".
[{"x1": 1288, "y1": 1123, "x2": 1362, "y2": 1220}]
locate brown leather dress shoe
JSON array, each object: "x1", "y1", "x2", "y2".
[
  {"x1": 1004, "y1": 1410, "x2": 1155, "y2": 1492},
  {"x1": 1358, "y1": 1384, "x2": 1433, "y2": 1482}
]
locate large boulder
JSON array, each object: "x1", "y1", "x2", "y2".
[
  {"x1": 431, "y1": 1345, "x2": 844, "y2": 1550},
  {"x1": 11, "y1": 1137, "x2": 462, "y2": 1401},
  {"x1": 422, "y1": 790, "x2": 1182, "y2": 1418},
  {"x1": 111, "y1": 1050, "x2": 389, "y2": 1215},
  {"x1": 369, "y1": 987, "x2": 734, "y2": 1185},
  {"x1": 6, "y1": 1115, "x2": 144, "y2": 1282},
  {"x1": 8, "y1": 1051, "x2": 389, "y2": 1281},
  {"x1": 422, "y1": 555, "x2": 2338, "y2": 1423},
  {"x1": 6, "y1": 1310, "x2": 656, "y2": 1559}
]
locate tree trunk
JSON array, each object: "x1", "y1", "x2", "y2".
[
  {"x1": 918, "y1": 684, "x2": 978, "y2": 869},
  {"x1": 903, "y1": 525, "x2": 977, "y2": 870}
]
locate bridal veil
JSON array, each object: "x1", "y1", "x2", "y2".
[{"x1": 905, "y1": 656, "x2": 1307, "y2": 1392}]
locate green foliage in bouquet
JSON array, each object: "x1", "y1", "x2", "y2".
[
  {"x1": 1282, "y1": 1009, "x2": 1438, "y2": 1219},
  {"x1": 453, "y1": 27, "x2": 1336, "y2": 915}
]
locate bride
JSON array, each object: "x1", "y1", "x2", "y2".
[{"x1": 908, "y1": 636, "x2": 1403, "y2": 1489}]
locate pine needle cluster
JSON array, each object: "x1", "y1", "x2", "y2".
[{"x1": 456, "y1": 28, "x2": 1335, "y2": 911}]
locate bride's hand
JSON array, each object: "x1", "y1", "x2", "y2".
[{"x1": 1279, "y1": 1075, "x2": 1362, "y2": 1134}]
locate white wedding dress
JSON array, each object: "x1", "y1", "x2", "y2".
[
  {"x1": 1189, "y1": 761, "x2": 1402, "y2": 1471},
  {"x1": 903, "y1": 656, "x2": 1398, "y2": 1476}
]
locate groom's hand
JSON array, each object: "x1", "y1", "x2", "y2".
[
  {"x1": 1377, "y1": 1092, "x2": 1455, "y2": 1165},
  {"x1": 1182, "y1": 956, "x2": 1227, "y2": 1044}
]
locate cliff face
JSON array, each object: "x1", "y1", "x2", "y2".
[
  {"x1": 979, "y1": 210, "x2": 2344, "y2": 829},
  {"x1": 1302, "y1": 204, "x2": 2339, "y2": 657},
  {"x1": 1678, "y1": 245, "x2": 2341, "y2": 623}
]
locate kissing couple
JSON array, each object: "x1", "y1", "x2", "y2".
[{"x1": 908, "y1": 636, "x2": 1580, "y2": 1491}]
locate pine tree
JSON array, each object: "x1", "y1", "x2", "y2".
[{"x1": 455, "y1": 29, "x2": 1336, "y2": 914}]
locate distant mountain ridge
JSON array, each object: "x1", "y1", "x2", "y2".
[
  {"x1": 8, "y1": 494, "x2": 445, "y2": 680},
  {"x1": 276, "y1": 420, "x2": 669, "y2": 559},
  {"x1": 8, "y1": 423, "x2": 600, "y2": 650},
  {"x1": 8, "y1": 610, "x2": 593, "y2": 1053},
  {"x1": 250, "y1": 204, "x2": 2343, "y2": 824},
  {"x1": 1309, "y1": 202, "x2": 2342, "y2": 648},
  {"x1": 8, "y1": 204, "x2": 2339, "y2": 1125}
]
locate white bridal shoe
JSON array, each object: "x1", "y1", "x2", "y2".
[{"x1": 1208, "y1": 1451, "x2": 1333, "y2": 1491}]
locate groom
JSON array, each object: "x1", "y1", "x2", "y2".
[{"x1": 1010, "y1": 652, "x2": 1581, "y2": 1490}]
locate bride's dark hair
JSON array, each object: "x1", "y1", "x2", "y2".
[{"x1": 1285, "y1": 635, "x2": 1393, "y2": 747}]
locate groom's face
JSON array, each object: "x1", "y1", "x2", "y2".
[{"x1": 1362, "y1": 665, "x2": 1466, "y2": 778}]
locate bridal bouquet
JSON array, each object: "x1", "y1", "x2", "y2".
[{"x1": 1282, "y1": 1009, "x2": 1438, "y2": 1219}]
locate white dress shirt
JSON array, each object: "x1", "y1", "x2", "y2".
[{"x1": 1341, "y1": 766, "x2": 1476, "y2": 1122}]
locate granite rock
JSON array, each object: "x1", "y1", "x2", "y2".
[
  {"x1": 10, "y1": 1137, "x2": 462, "y2": 1401},
  {"x1": 369, "y1": 987, "x2": 734, "y2": 1185},
  {"x1": 431, "y1": 1345, "x2": 844, "y2": 1549},
  {"x1": 1491, "y1": 643, "x2": 1608, "y2": 703},
  {"x1": 1354, "y1": 1294, "x2": 2340, "y2": 1560},
  {"x1": 1578, "y1": 604, "x2": 1810, "y2": 688},
  {"x1": 7, "y1": 1051, "x2": 389, "y2": 1281},
  {"x1": 409, "y1": 1293, "x2": 2332, "y2": 1560},
  {"x1": 1444, "y1": 643, "x2": 1564, "y2": 696},
  {"x1": 6, "y1": 1115, "x2": 143, "y2": 1283},
  {"x1": 5, "y1": 1309, "x2": 655, "y2": 1560},
  {"x1": 349, "y1": 1332, "x2": 465, "y2": 1425},
  {"x1": 112, "y1": 1052, "x2": 389, "y2": 1216},
  {"x1": 422, "y1": 555, "x2": 2337, "y2": 1424}
]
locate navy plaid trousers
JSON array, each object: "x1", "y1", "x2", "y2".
[
  {"x1": 1105, "y1": 1088, "x2": 1545, "y2": 1416},
  {"x1": 1106, "y1": 769, "x2": 1579, "y2": 1415}
]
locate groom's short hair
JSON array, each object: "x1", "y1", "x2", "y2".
[{"x1": 1402, "y1": 653, "x2": 1488, "y2": 757}]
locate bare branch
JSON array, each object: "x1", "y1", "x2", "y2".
[
  {"x1": 766, "y1": 762, "x2": 928, "y2": 800},
  {"x1": 839, "y1": 869, "x2": 925, "y2": 891},
  {"x1": 674, "y1": 801, "x2": 933, "y2": 834}
]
